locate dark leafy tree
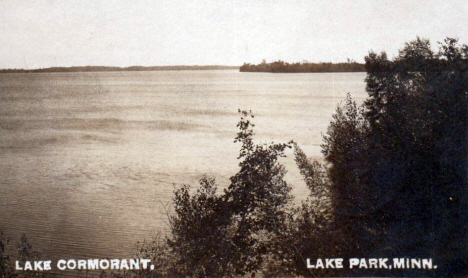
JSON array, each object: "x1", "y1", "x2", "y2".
[
  {"x1": 167, "y1": 177, "x2": 234, "y2": 277},
  {"x1": 0, "y1": 233, "x2": 53, "y2": 278},
  {"x1": 263, "y1": 144, "x2": 335, "y2": 277},
  {"x1": 321, "y1": 94, "x2": 379, "y2": 259},
  {"x1": 167, "y1": 110, "x2": 293, "y2": 277},
  {"x1": 223, "y1": 110, "x2": 293, "y2": 275},
  {"x1": 0, "y1": 232, "x2": 14, "y2": 278},
  {"x1": 322, "y1": 37, "x2": 468, "y2": 276}
]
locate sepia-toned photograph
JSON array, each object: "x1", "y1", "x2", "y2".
[{"x1": 1, "y1": 1, "x2": 467, "y2": 277}]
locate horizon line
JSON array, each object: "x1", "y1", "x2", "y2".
[
  {"x1": 0, "y1": 64, "x2": 241, "y2": 69},
  {"x1": 0, "y1": 60, "x2": 367, "y2": 72}
]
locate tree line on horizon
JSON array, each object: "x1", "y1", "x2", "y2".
[
  {"x1": 240, "y1": 59, "x2": 365, "y2": 73},
  {"x1": 1, "y1": 37, "x2": 467, "y2": 278},
  {"x1": 0, "y1": 65, "x2": 239, "y2": 74}
]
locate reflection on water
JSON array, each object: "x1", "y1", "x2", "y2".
[{"x1": 0, "y1": 70, "x2": 366, "y2": 260}]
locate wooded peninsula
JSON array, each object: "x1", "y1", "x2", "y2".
[{"x1": 240, "y1": 59, "x2": 365, "y2": 72}]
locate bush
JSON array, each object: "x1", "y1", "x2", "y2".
[
  {"x1": 168, "y1": 110, "x2": 293, "y2": 277},
  {"x1": 262, "y1": 144, "x2": 335, "y2": 277}
]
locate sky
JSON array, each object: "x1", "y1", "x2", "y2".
[{"x1": 1, "y1": 0, "x2": 467, "y2": 69}]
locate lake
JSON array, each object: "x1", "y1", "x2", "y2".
[{"x1": 0, "y1": 70, "x2": 366, "y2": 261}]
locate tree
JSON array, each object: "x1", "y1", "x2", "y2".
[
  {"x1": 322, "y1": 37, "x2": 468, "y2": 276},
  {"x1": 167, "y1": 110, "x2": 293, "y2": 277},
  {"x1": 263, "y1": 143, "x2": 336, "y2": 277},
  {"x1": 168, "y1": 177, "x2": 235, "y2": 277},
  {"x1": 0, "y1": 233, "x2": 50, "y2": 278},
  {"x1": 321, "y1": 94, "x2": 377, "y2": 259},
  {"x1": 0, "y1": 232, "x2": 14, "y2": 278},
  {"x1": 223, "y1": 110, "x2": 293, "y2": 275}
]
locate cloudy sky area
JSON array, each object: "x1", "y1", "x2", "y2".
[{"x1": 1, "y1": 0, "x2": 467, "y2": 69}]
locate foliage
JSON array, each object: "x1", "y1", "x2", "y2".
[
  {"x1": 0, "y1": 232, "x2": 14, "y2": 278},
  {"x1": 322, "y1": 37, "x2": 468, "y2": 276},
  {"x1": 167, "y1": 110, "x2": 294, "y2": 277},
  {"x1": 262, "y1": 144, "x2": 336, "y2": 277},
  {"x1": 223, "y1": 110, "x2": 293, "y2": 275},
  {"x1": 16, "y1": 234, "x2": 42, "y2": 265},
  {"x1": 105, "y1": 232, "x2": 174, "y2": 278},
  {"x1": 321, "y1": 94, "x2": 377, "y2": 258},
  {"x1": 240, "y1": 60, "x2": 365, "y2": 73},
  {"x1": 293, "y1": 143, "x2": 332, "y2": 220},
  {"x1": 167, "y1": 177, "x2": 235, "y2": 277},
  {"x1": 0, "y1": 233, "x2": 54, "y2": 278},
  {"x1": 132, "y1": 232, "x2": 174, "y2": 277}
]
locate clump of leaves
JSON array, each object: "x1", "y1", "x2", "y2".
[{"x1": 167, "y1": 110, "x2": 294, "y2": 277}]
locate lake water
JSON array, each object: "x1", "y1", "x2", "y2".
[{"x1": 0, "y1": 70, "x2": 366, "y2": 261}]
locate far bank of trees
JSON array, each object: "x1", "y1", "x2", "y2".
[
  {"x1": 240, "y1": 59, "x2": 365, "y2": 73},
  {"x1": 0, "y1": 65, "x2": 239, "y2": 74}
]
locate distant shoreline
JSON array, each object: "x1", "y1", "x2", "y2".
[
  {"x1": 0, "y1": 65, "x2": 240, "y2": 73},
  {"x1": 240, "y1": 60, "x2": 365, "y2": 73},
  {"x1": 0, "y1": 62, "x2": 368, "y2": 74}
]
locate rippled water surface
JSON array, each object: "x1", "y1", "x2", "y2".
[{"x1": 0, "y1": 70, "x2": 366, "y2": 260}]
